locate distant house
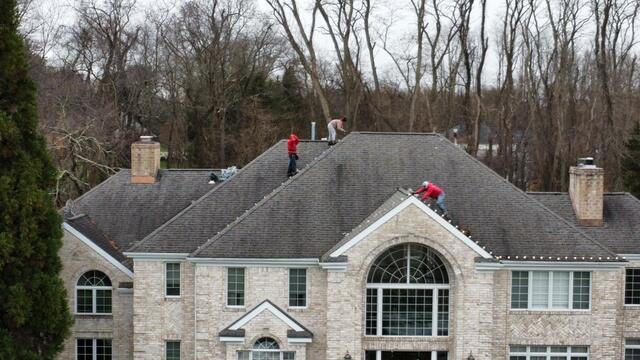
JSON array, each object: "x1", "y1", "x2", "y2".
[{"x1": 58, "y1": 133, "x2": 640, "y2": 360}]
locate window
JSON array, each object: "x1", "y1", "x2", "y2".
[
  {"x1": 76, "y1": 271, "x2": 112, "y2": 314},
  {"x1": 228, "y1": 268, "x2": 245, "y2": 306},
  {"x1": 166, "y1": 263, "x2": 180, "y2": 297},
  {"x1": 76, "y1": 338, "x2": 112, "y2": 360},
  {"x1": 289, "y1": 269, "x2": 307, "y2": 307},
  {"x1": 510, "y1": 271, "x2": 590, "y2": 310},
  {"x1": 236, "y1": 337, "x2": 295, "y2": 360},
  {"x1": 166, "y1": 341, "x2": 180, "y2": 360},
  {"x1": 365, "y1": 243, "x2": 449, "y2": 337},
  {"x1": 627, "y1": 339, "x2": 640, "y2": 360},
  {"x1": 626, "y1": 269, "x2": 640, "y2": 305},
  {"x1": 365, "y1": 351, "x2": 448, "y2": 360},
  {"x1": 509, "y1": 345, "x2": 588, "y2": 360}
]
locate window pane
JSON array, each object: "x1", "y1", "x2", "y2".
[
  {"x1": 511, "y1": 271, "x2": 529, "y2": 309},
  {"x1": 96, "y1": 339, "x2": 112, "y2": 360},
  {"x1": 381, "y1": 289, "x2": 432, "y2": 336},
  {"x1": 96, "y1": 289, "x2": 112, "y2": 314},
  {"x1": 437, "y1": 289, "x2": 449, "y2": 336},
  {"x1": 626, "y1": 269, "x2": 640, "y2": 305},
  {"x1": 166, "y1": 341, "x2": 180, "y2": 360},
  {"x1": 289, "y1": 269, "x2": 307, "y2": 307},
  {"x1": 283, "y1": 352, "x2": 295, "y2": 360},
  {"x1": 365, "y1": 351, "x2": 378, "y2": 360},
  {"x1": 77, "y1": 339, "x2": 93, "y2": 360},
  {"x1": 366, "y1": 288, "x2": 377, "y2": 335},
  {"x1": 626, "y1": 349, "x2": 640, "y2": 360},
  {"x1": 572, "y1": 272, "x2": 590, "y2": 309},
  {"x1": 77, "y1": 289, "x2": 93, "y2": 313},
  {"x1": 531, "y1": 272, "x2": 549, "y2": 309},
  {"x1": 237, "y1": 351, "x2": 250, "y2": 360},
  {"x1": 228, "y1": 268, "x2": 245, "y2": 306},
  {"x1": 552, "y1": 272, "x2": 570, "y2": 309},
  {"x1": 166, "y1": 263, "x2": 181, "y2": 296}
]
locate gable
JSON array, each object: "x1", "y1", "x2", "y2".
[
  {"x1": 220, "y1": 300, "x2": 312, "y2": 343},
  {"x1": 328, "y1": 195, "x2": 493, "y2": 260}
]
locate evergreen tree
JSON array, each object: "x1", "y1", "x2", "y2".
[
  {"x1": 623, "y1": 122, "x2": 640, "y2": 198},
  {"x1": 0, "y1": 0, "x2": 72, "y2": 358}
]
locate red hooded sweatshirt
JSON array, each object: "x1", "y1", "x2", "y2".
[
  {"x1": 415, "y1": 183, "x2": 443, "y2": 201},
  {"x1": 288, "y1": 134, "x2": 300, "y2": 155}
]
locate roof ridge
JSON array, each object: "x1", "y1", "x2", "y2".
[
  {"x1": 190, "y1": 136, "x2": 352, "y2": 257},
  {"x1": 126, "y1": 139, "x2": 291, "y2": 252},
  {"x1": 353, "y1": 131, "x2": 440, "y2": 136},
  {"x1": 435, "y1": 139, "x2": 620, "y2": 259}
]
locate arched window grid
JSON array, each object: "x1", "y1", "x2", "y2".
[
  {"x1": 237, "y1": 337, "x2": 295, "y2": 360},
  {"x1": 76, "y1": 270, "x2": 113, "y2": 315},
  {"x1": 365, "y1": 243, "x2": 450, "y2": 338}
]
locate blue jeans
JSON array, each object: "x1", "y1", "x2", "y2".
[
  {"x1": 437, "y1": 193, "x2": 447, "y2": 213},
  {"x1": 288, "y1": 154, "x2": 297, "y2": 175}
]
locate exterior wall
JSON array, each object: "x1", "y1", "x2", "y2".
[
  {"x1": 132, "y1": 260, "x2": 195, "y2": 359},
  {"x1": 58, "y1": 229, "x2": 133, "y2": 360},
  {"x1": 193, "y1": 265, "x2": 326, "y2": 359}
]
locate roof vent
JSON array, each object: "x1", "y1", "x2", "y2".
[{"x1": 577, "y1": 157, "x2": 596, "y2": 168}]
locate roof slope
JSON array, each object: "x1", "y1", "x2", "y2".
[
  {"x1": 66, "y1": 214, "x2": 132, "y2": 269},
  {"x1": 194, "y1": 133, "x2": 616, "y2": 260},
  {"x1": 128, "y1": 140, "x2": 329, "y2": 253},
  {"x1": 529, "y1": 192, "x2": 640, "y2": 254},
  {"x1": 67, "y1": 169, "x2": 217, "y2": 252}
]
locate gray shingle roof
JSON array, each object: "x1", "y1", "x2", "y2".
[
  {"x1": 66, "y1": 169, "x2": 217, "y2": 256},
  {"x1": 194, "y1": 132, "x2": 617, "y2": 260},
  {"x1": 127, "y1": 140, "x2": 329, "y2": 253},
  {"x1": 529, "y1": 192, "x2": 640, "y2": 255},
  {"x1": 66, "y1": 214, "x2": 132, "y2": 269}
]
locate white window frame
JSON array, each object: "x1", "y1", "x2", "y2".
[
  {"x1": 625, "y1": 268, "x2": 640, "y2": 306},
  {"x1": 365, "y1": 245, "x2": 450, "y2": 337},
  {"x1": 288, "y1": 268, "x2": 308, "y2": 309},
  {"x1": 75, "y1": 338, "x2": 113, "y2": 360},
  {"x1": 508, "y1": 345, "x2": 589, "y2": 359},
  {"x1": 75, "y1": 273, "x2": 112, "y2": 315},
  {"x1": 510, "y1": 271, "x2": 591, "y2": 311},
  {"x1": 626, "y1": 338, "x2": 640, "y2": 358},
  {"x1": 365, "y1": 350, "x2": 448, "y2": 360},
  {"x1": 165, "y1": 262, "x2": 181, "y2": 298},
  {"x1": 236, "y1": 350, "x2": 295, "y2": 360},
  {"x1": 226, "y1": 267, "x2": 246, "y2": 308}
]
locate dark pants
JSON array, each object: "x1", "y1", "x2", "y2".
[{"x1": 288, "y1": 154, "x2": 297, "y2": 175}]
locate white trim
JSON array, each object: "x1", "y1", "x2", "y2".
[
  {"x1": 287, "y1": 338, "x2": 312, "y2": 344},
  {"x1": 319, "y1": 262, "x2": 347, "y2": 272},
  {"x1": 64, "y1": 223, "x2": 134, "y2": 278},
  {"x1": 123, "y1": 252, "x2": 188, "y2": 261},
  {"x1": 329, "y1": 196, "x2": 492, "y2": 259},
  {"x1": 228, "y1": 302, "x2": 305, "y2": 332},
  {"x1": 621, "y1": 254, "x2": 640, "y2": 261},
  {"x1": 499, "y1": 260, "x2": 624, "y2": 271},
  {"x1": 190, "y1": 258, "x2": 319, "y2": 267},
  {"x1": 220, "y1": 336, "x2": 245, "y2": 343}
]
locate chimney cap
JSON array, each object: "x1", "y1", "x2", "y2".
[
  {"x1": 577, "y1": 157, "x2": 596, "y2": 168},
  {"x1": 139, "y1": 135, "x2": 155, "y2": 142}
]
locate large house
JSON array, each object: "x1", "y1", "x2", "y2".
[{"x1": 58, "y1": 133, "x2": 640, "y2": 360}]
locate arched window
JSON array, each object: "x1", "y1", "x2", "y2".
[
  {"x1": 237, "y1": 337, "x2": 295, "y2": 360},
  {"x1": 366, "y1": 243, "x2": 449, "y2": 337},
  {"x1": 76, "y1": 270, "x2": 112, "y2": 314}
]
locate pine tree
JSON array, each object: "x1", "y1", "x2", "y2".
[
  {"x1": 0, "y1": 0, "x2": 72, "y2": 358},
  {"x1": 623, "y1": 122, "x2": 640, "y2": 198}
]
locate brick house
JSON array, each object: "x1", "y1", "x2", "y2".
[{"x1": 58, "y1": 133, "x2": 640, "y2": 360}]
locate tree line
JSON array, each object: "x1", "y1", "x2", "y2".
[{"x1": 18, "y1": 0, "x2": 640, "y2": 205}]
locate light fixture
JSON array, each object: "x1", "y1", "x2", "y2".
[
  {"x1": 344, "y1": 351, "x2": 352, "y2": 360},
  {"x1": 467, "y1": 352, "x2": 475, "y2": 360}
]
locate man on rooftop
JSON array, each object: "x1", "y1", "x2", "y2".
[
  {"x1": 414, "y1": 181, "x2": 447, "y2": 216},
  {"x1": 327, "y1": 116, "x2": 347, "y2": 145}
]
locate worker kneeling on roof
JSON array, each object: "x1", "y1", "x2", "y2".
[{"x1": 414, "y1": 181, "x2": 447, "y2": 216}]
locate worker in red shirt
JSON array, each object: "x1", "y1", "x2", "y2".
[
  {"x1": 287, "y1": 133, "x2": 300, "y2": 177},
  {"x1": 414, "y1": 181, "x2": 447, "y2": 216}
]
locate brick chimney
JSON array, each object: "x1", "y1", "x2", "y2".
[
  {"x1": 131, "y1": 136, "x2": 160, "y2": 184},
  {"x1": 569, "y1": 157, "x2": 604, "y2": 226}
]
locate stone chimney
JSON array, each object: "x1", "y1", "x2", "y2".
[
  {"x1": 131, "y1": 136, "x2": 160, "y2": 184},
  {"x1": 569, "y1": 157, "x2": 604, "y2": 226}
]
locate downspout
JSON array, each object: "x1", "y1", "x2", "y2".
[{"x1": 194, "y1": 263, "x2": 197, "y2": 360}]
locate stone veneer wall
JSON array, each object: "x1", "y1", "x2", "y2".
[{"x1": 58, "y1": 229, "x2": 133, "y2": 359}]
